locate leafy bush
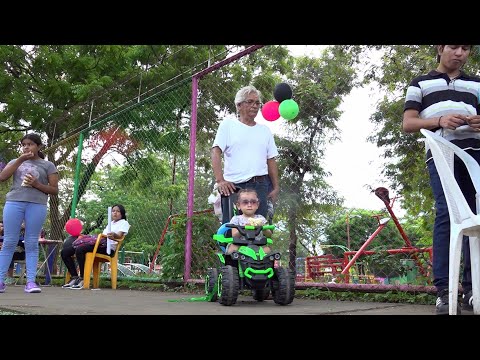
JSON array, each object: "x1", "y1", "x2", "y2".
[{"x1": 159, "y1": 212, "x2": 219, "y2": 280}]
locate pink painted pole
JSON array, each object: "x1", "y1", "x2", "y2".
[{"x1": 184, "y1": 77, "x2": 199, "y2": 281}]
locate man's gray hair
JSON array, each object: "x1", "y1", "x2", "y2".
[{"x1": 234, "y1": 85, "x2": 262, "y2": 108}]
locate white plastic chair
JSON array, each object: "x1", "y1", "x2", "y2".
[{"x1": 421, "y1": 128, "x2": 480, "y2": 315}]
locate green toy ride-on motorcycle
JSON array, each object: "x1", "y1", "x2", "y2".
[{"x1": 205, "y1": 222, "x2": 295, "y2": 306}]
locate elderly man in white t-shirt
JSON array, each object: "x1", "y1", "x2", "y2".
[{"x1": 211, "y1": 85, "x2": 280, "y2": 224}]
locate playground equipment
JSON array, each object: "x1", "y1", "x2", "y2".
[
  {"x1": 304, "y1": 254, "x2": 345, "y2": 282},
  {"x1": 304, "y1": 187, "x2": 432, "y2": 284}
]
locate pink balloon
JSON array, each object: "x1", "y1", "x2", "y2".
[
  {"x1": 65, "y1": 218, "x2": 83, "y2": 237},
  {"x1": 261, "y1": 100, "x2": 280, "y2": 121}
]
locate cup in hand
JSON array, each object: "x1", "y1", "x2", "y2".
[{"x1": 21, "y1": 174, "x2": 32, "y2": 187}]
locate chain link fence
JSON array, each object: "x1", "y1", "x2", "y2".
[{"x1": 28, "y1": 45, "x2": 436, "y2": 287}]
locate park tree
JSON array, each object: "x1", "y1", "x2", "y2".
[
  {"x1": 0, "y1": 45, "x2": 375, "y2": 279},
  {"x1": 273, "y1": 45, "x2": 362, "y2": 269},
  {"x1": 0, "y1": 45, "x2": 229, "y2": 239},
  {"x1": 354, "y1": 45, "x2": 480, "y2": 240}
]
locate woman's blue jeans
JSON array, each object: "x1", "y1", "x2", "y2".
[{"x1": 0, "y1": 201, "x2": 47, "y2": 283}]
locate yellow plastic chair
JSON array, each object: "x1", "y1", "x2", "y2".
[
  {"x1": 84, "y1": 233, "x2": 126, "y2": 289},
  {"x1": 421, "y1": 129, "x2": 480, "y2": 315},
  {"x1": 65, "y1": 233, "x2": 126, "y2": 289}
]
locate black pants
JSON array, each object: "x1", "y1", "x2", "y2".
[
  {"x1": 221, "y1": 178, "x2": 269, "y2": 225},
  {"x1": 61, "y1": 235, "x2": 110, "y2": 278},
  {"x1": 1, "y1": 240, "x2": 25, "y2": 270},
  {"x1": 11, "y1": 249, "x2": 25, "y2": 270}
]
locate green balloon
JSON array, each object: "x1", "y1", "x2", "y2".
[{"x1": 279, "y1": 99, "x2": 299, "y2": 120}]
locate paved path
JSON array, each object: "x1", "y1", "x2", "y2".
[{"x1": 0, "y1": 285, "x2": 442, "y2": 315}]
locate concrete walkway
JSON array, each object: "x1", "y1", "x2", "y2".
[{"x1": 0, "y1": 285, "x2": 444, "y2": 315}]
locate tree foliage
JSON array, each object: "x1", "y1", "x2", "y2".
[
  {"x1": 359, "y1": 45, "x2": 480, "y2": 240},
  {"x1": 274, "y1": 45, "x2": 362, "y2": 268},
  {"x1": 2, "y1": 45, "x2": 436, "y2": 278},
  {"x1": 0, "y1": 45, "x2": 229, "y2": 237}
]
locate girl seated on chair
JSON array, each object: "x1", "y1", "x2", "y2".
[{"x1": 61, "y1": 204, "x2": 130, "y2": 289}]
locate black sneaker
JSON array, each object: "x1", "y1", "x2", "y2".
[
  {"x1": 436, "y1": 289, "x2": 461, "y2": 315},
  {"x1": 462, "y1": 290, "x2": 473, "y2": 311},
  {"x1": 62, "y1": 277, "x2": 78, "y2": 289},
  {"x1": 70, "y1": 277, "x2": 84, "y2": 290}
]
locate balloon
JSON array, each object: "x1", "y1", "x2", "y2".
[
  {"x1": 274, "y1": 83, "x2": 293, "y2": 103},
  {"x1": 261, "y1": 100, "x2": 281, "y2": 121},
  {"x1": 65, "y1": 218, "x2": 83, "y2": 236},
  {"x1": 279, "y1": 99, "x2": 299, "y2": 120}
]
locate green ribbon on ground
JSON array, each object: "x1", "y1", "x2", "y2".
[{"x1": 167, "y1": 284, "x2": 217, "y2": 302}]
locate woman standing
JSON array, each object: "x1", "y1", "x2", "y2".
[{"x1": 0, "y1": 133, "x2": 59, "y2": 293}]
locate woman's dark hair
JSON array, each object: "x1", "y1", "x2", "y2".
[
  {"x1": 435, "y1": 45, "x2": 443, "y2": 63},
  {"x1": 112, "y1": 204, "x2": 127, "y2": 220},
  {"x1": 21, "y1": 133, "x2": 45, "y2": 159}
]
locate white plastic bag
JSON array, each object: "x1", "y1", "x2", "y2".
[{"x1": 208, "y1": 184, "x2": 222, "y2": 221}]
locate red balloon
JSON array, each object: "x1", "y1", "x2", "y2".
[
  {"x1": 261, "y1": 100, "x2": 281, "y2": 121},
  {"x1": 65, "y1": 218, "x2": 83, "y2": 236}
]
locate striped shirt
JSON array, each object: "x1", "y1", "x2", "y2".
[{"x1": 404, "y1": 70, "x2": 480, "y2": 158}]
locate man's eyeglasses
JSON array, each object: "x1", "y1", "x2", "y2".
[
  {"x1": 243, "y1": 100, "x2": 262, "y2": 107},
  {"x1": 240, "y1": 199, "x2": 259, "y2": 205}
]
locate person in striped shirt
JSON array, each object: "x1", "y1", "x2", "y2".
[{"x1": 403, "y1": 45, "x2": 480, "y2": 314}]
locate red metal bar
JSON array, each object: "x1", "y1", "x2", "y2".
[
  {"x1": 343, "y1": 247, "x2": 432, "y2": 256},
  {"x1": 305, "y1": 255, "x2": 345, "y2": 281},
  {"x1": 380, "y1": 194, "x2": 433, "y2": 277},
  {"x1": 341, "y1": 220, "x2": 389, "y2": 275},
  {"x1": 382, "y1": 197, "x2": 412, "y2": 247}
]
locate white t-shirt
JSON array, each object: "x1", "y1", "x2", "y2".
[
  {"x1": 103, "y1": 219, "x2": 130, "y2": 253},
  {"x1": 212, "y1": 118, "x2": 278, "y2": 183}
]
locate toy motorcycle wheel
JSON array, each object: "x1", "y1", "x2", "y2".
[
  {"x1": 272, "y1": 267, "x2": 295, "y2": 305},
  {"x1": 205, "y1": 268, "x2": 219, "y2": 302},
  {"x1": 218, "y1": 265, "x2": 239, "y2": 306},
  {"x1": 252, "y1": 288, "x2": 270, "y2": 301}
]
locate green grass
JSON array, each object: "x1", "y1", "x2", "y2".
[
  {"x1": 295, "y1": 288, "x2": 436, "y2": 305},
  {"x1": 0, "y1": 308, "x2": 27, "y2": 315}
]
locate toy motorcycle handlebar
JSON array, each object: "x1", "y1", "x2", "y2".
[
  {"x1": 225, "y1": 223, "x2": 275, "y2": 237},
  {"x1": 212, "y1": 223, "x2": 275, "y2": 245}
]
